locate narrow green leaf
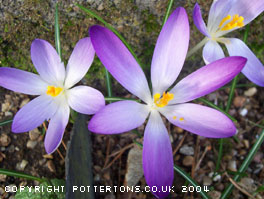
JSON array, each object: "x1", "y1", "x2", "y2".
[
  {"x1": 197, "y1": 98, "x2": 236, "y2": 122},
  {"x1": 162, "y1": 0, "x2": 174, "y2": 26},
  {"x1": 55, "y1": 3, "x2": 61, "y2": 60},
  {"x1": 0, "y1": 119, "x2": 13, "y2": 126},
  {"x1": 104, "y1": 96, "x2": 140, "y2": 102},
  {"x1": 104, "y1": 68, "x2": 112, "y2": 97},
  {"x1": 0, "y1": 168, "x2": 46, "y2": 182},
  {"x1": 76, "y1": 4, "x2": 141, "y2": 66},
  {"x1": 221, "y1": 129, "x2": 264, "y2": 199}
]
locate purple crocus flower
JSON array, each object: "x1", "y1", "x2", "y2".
[
  {"x1": 0, "y1": 38, "x2": 105, "y2": 154},
  {"x1": 88, "y1": 8, "x2": 246, "y2": 198},
  {"x1": 193, "y1": 0, "x2": 264, "y2": 86}
]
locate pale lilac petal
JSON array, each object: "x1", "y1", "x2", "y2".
[
  {"x1": 229, "y1": 0, "x2": 264, "y2": 25},
  {"x1": 67, "y1": 86, "x2": 105, "y2": 115},
  {"x1": 170, "y1": 56, "x2": 246, "y2": 104},
  {"x1": 151, "y1": 7, "x2": 189, "y2": 94},
  {"x1": 0, "y1": 67, "x2": 48, "y2": 95},
  {"x1": 193, "y1": 3, "x2": 210, "y2": 37},
  {"x1": 225, "y1": 38, "x2": 264, "y2": 86},
  {"x1": 44, "y1": 103, "x2": 70, "y2": 154},
  {"x1": 88, "y1": 101, "x2": 150, "y2": 134},
  {"x1": 31, "y1": 39, "x2": 65, "y2": 85},
  {"x1": 143, "y1": 110, "x2": 173, "y2": 198},
  {"x1": 160, "y1": 103, "x2": 236, "y2": 138},
  {"x1": 90, "y1": 26, "x2": 151, "y2": 104},
  {"x1": 12, "y1": 95, "x2": 58, "y2": 133},
  {"x1": 207, "y1": 0, "x2": 235, "y2": 33},
  {"x1": 64, "y1": 37, "x2": 95, "y2": 88},
  {"x1": 203, "y1": 40, "x2": 225, "y2": 64}
]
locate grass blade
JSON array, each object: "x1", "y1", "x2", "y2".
[
  {"x1": 105, "y1": 97, "x2": 139, "y2": 102},
  {"x1": 0, "y1": 168, "x2": 46, "y2": 182},
  {"x1": 104, "y1": 68, "x2": 112, "y2": 97},
  {"x1": 55, "y1": 3, "x2": 61, "y2": 60},
  {"x1": 221, "y1": 129, "x2": 264, "y2": 199},
  {"x1": 162, "y1": 0, "x2": 174, "y2": 26},
  {"x1": 76, "y1": 4, "x2": 141, "y2": 66},
  {"x1": 0, "y1": 119, "x2": 13, "y2": 126}
]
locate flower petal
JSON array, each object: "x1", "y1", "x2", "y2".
[
  {"x1": 31, "y1": 39, "x2": 65, "y2": 85},
  {"x1": 12, "y1": 95, "x2": 58, "y2": 133},
  {"x1": 67, "y1": 86, "x2": 105, "y2": 115},
  {"x1": 193, "y1": 3, "x2": 210, "y2": 37},
  {"x1": 88, "y1": 101, "x2": 150, "y2": 134},
  {"x1": 225, "y1": 38, "x2": 264, "y2": 86},
  {"x1": 0, "y1": 67, "x2": 48, "y2": 95},
  {"x1": 203, "y1": 40, "x2": 225, "y2": 64},
  {"x1": 44, "y1": 102, "x2": 70, "y2": 154},
  {"x1": 160, "y1": 103, "x2": 236, "y2": 138},
  {"x1": 64, "y1": 37, "x2": 95, "y2": 88},
  {"x1": 170, "y1": 56, "x2": 246, "y2": 104},
  {"x1": 151, "y1": 7, "x2": 189, "y2": 94},
  {"x1": 143, "y1": 110, "x2": 174, "y2": 198},
  {"x1": 89, "y1": 25, "x2": 151, "y2": 104},
  {"x1": 229, "y1": 0, "x2": 264, "y2": 25}
]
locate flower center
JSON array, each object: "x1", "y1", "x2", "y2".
[
  {"x1": 154, "y1": 92, "x2": 174, "y2": 108},
  {"x1": 46, "y1": 86, "x2": 63, "y2": 97},
  {"x1": 219, "y1": 14, "x2": 244, "y2": 31}
]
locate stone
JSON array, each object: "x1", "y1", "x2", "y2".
[
  {"x1": 179, "y1": 145, "x2": 194, "y2": 156},
  {"x1": 16, "y1": 160, "x2": 28, "y2": 171},
  {"x1": 97, "y1": 3, "x2": 104, "y2": 11},
  {"x1": 244, "y1": 87, "x2": 257, "y2": 97},
  {"x1": 29, "y1": 129, "x2": 40, "y2": 141},
  {"x1": 182, "y1": 156, "x2": 194, "y2": 167},
  {"x1": 19, "y1": 98, "x2": 30, "y2": 108},
  {"x1": 203, "y1": 176, "x2": 212, "y2": 186},
  {"x1": 208, "y1": 191, "x2": 221, "y2": 199},
  {"x1": 228, "y1": 160, "x2": 237, "y2": 172},
  {"x1": 0, "y1": 174, "x2": 6, "y2": 182},
  {"x1": 1, "y1": 102, "x2": 11, "y2": 112},
  {"x1": 233, "y1": 96, "x2": 246, "y2": 108},
  {"x1": 26, "y1": 140, "x2": 37, "y2": 149},
  {"x1": 238, "y1": 177, "x2": 257, "y2": 193},
  {"x1": 239, "y1": 108, "x2": 248, "y2": 116},
  {"x1": 0, "y1": 134, "x2": 11, "y2": 147}
]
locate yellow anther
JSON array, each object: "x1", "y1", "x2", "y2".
[
  {"x1": 219, "y1": 14, "x2": 244, "y2": 31},
  {"x1": 46, "y1": 86, "x2": 63, "y2": 97},
  {"x1": 179, "y1": 117, "x2": 185, "y2": 122},
  {"x1": 173, "y1": 116, "x2": 177, "y2": 120},
  {"x1": 154, "y1": 92, "x2": 174, "y2": 108}
]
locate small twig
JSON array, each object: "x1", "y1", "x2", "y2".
[
  {"x1": 103, "y1": 137, "x2": 111, "y2": 168},
  {"x1": 61, "y1": 140, "x2": 67, "y2": 150},
  {"x1": 109, "y1": 143, "x2": 134, "y2": 158},
  {"x1": 173, "y1": 132, "x2": 188, "y2": 155},
  {"x1": 42, "y1": 122, "x2": 47, "y2": 131},
  {"x1": 195, "y1": 145, "x2": 212, "y2": 171},
  {"x1": 56, "y1": 148, "x2": 64, "y2": 161}
]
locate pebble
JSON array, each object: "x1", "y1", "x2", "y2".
[
  {"x1": 26, "y1": 140, "x2": 37, "y2": 149},
  {"x1": 47, "y1": 160, "x2": 56, "y2": 173},
  {"x1": 179, "y1": 145, "x2": 194, "y2": 156},
  {"x1": 182, "y1": 156, "x2": 194, "y2": 167},
  {"x1": 209, "y1": 172, "x2": 221, "y2": 182},
  {"x1": 228, "y1": 160, "x2": 237, "y2": 172},
  {"x1": 243, "y1": 139, "x2": 250, "y2": 149},
  {"x1": 19, "y1": 98, "x2": 30, "y2": 108},
  {"x1": 1, "y1": 102, "x2": 11, "y2": 112},
  {"x1": 238, "y1": 177, "x2": 257, "y2": 192},
  {"x1": 0, "y1": 174, "x2": 6, "y2": 182},
  {"x1": 29, "y1": 129, "x2": 40, "y2": 141},
  {"x1": 233, "y1": 96, "x2": 246, "y2": 108},
  {"x1": 239, "y1": 108, "x2": 248, "y2": 116},
  {"x1": 244, "y1": 87, "x2": 257, "y2": 97},
  {"x1": 15, "y1": 146, "x2": 19, "y2": 151},
  {"x1": 5, "y1": 111, "x2": 13, "y2": 117},
  {"x1": 0, "y1": 134, "x2": 11, "y2": 147},
  {"x1": 208, "y1": 191, "x2": 221, "y2": 199},
  {"x1": 97, "y1": 3, "x2": 104, "y2": 10},
  {"x1": 203, "y1": 176, "x2": 212, "y2": 186},
  {"x1": 16, "y1": 160, "x2": 28, "y2": 171}
]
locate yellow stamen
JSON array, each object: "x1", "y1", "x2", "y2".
[
  {"x1": 46, "y1": 86, "x2": 63, "y2": 97},
  {"x1": 173, "y1": 116, "x2": 177, "y2": 120},
  {"x1": 179, "y1": 117, "x2": 185, "y2": 122},
  {"x1": 219, "y1": 14, "x2": 244, "y2": 31},
  {"x1": 154, "y1": 92, "x2": 174, "y2": 108}
]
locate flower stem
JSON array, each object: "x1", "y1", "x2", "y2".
[
  {"x1": 0, "y1": 168, "x2": 46, "y2": 183},
  {"x1": 104, "y1": 68, "x2": 113, "y2": 98},
  {"x1": 221, "y1": 129, "x2": 264, "y2": 199},
  {"x1": 55, "y1": 3, "x2": 61, "y2": 60},
  {"x1": 162, "y1": 0, "x2": 174, "y2": 26},
  {"x1": 104, "y1": 97, "x2": 140, "y2": 102},
  {"x1": 186, "y1": 38, "x2": 208, "y2": 58}
]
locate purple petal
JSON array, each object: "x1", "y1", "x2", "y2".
[
  {"x1": 89, "y1": 26, "x2": 151, "y2": 104},
  {"x1": 88, "y1": 101, "x2": 150, "y2": 134},
  {"x1": 44, "y1": 103, "x2": 70, "y2": 154},
  {"x1": 229, "y1": 0, "x2": 264, "y2": 25},
  {"x1": 143, "y1": 110, "x2": 174, "y2": 198},
  {"x1": 64, "y1": 37, "x2": 95, "y2": 88},
  {"x1": 225, "y1": 38, "x2": 264, "y2": 86},
  {"x1": 170, "y1": 56, "x2": 246, "y2": 104},
  {"x1": 193, "y1": 3, "x2": 210, "y2": 37},
  {"x1": 12, "y1": 95, "x2": 58, "y2": 133},
  {"x1": 160, "y1": 103, "x2": 236, "y2": 138},
  {"x1": 31, "y1": 39, "x2": 65, "y2": 85},
  {"x1": 0, "y1": 67, "x2": 48, "y2": 95},
  {"x1": 203, "y1": 40, "x2": 225, "y2": 64},
  {"x1": 151, "y1": 7, "x2": 189, "y2": 94},
  {"x1": 67, "y1": 86, "x2": 105, "y2": 115}
]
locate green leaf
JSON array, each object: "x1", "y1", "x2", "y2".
[
  {"x1": 15, "y1": 179, "x2": 65, "y2": 199},
  {"x1": 55, "y1": 3, "x2": 61, "y2": 60}
]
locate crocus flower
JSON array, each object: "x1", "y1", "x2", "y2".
[
  {"x1": 193, "y1": 0, "x2": 264, "y2": 86},
  {"x1": 89, "y1": 8, "x2": 246, "y2": 198},
  {"x1": 0, "y1": 38, "x2": 105, "y2": 154}
]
